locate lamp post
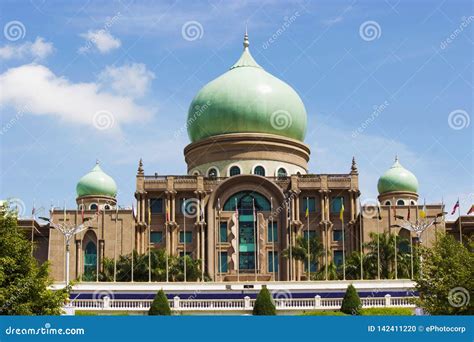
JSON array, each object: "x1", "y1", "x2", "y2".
[
  {"x1": 391, "y1": 212, "x2": 444, "y2": 278},
  {"x1": 40, "y1": 217, "x2": 90, "y2": 285}
]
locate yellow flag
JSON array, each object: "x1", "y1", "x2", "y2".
[
  {"x1": 148, "y1": 199, "x2": 152, "y2": 224},
  {"x1": 305, "y1": 206, "x2": 309, "y2": 218},
  {"x1": 339, "y1": 200, "x2": 345, "y2": 221},
  {"x1": 420, "y1": 203, "x2": 427, "y2": 219}
]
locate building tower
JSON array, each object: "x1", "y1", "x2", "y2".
[{"x1": 377, "y1": 157, "x2": 419, "y2": 206}]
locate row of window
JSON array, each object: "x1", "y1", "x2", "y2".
[
  {"x1": 201, "y1": 165, "x2": 289, "y2": 178},
  {"x1": 148, "y1": 196, "x2": 346, "y2": 215},
  {"x1": 384, "y1": 199, "x2": 417, "y2": 206},
  {"x1": 150, "y1": 226, "x2": 343, "y2": 245},
  {"x1": 79, "y1": 203, "x2": 113, "y2": 211}
]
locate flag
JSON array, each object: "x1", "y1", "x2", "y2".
[
  {"x1": 132, "y1": 203, "x2": 137, "y2": 221},
  {"x1": 377, "y1": 203, "x2": 382, "y2": 220},
  {"x1": 407, "y1": 206, "x2": 410, "y2": 221},
  {"x1": 148, "y1": 199, "x2": 151, "y2": 225},
  {"x1": 451, "y1": 200, "x2": 460, "y2": 215},
  {"x1": 234, "y1": 198, "x2": 239, "y2": 220},
  {"x1": 31, "y1": 203, "x2": 35, "y2": 218},
  {"x1": 420, "y1": 203, "x2": 427, "y2": 219},
  {"x1": 392, "y1": 205, "x2": 397, "y2": 220},
  {"x1": 305, "y1": 198, "x2": 309, "y2": 218},
  {"x1": 339, "y1": 198, "x2": 344, "y2": 221},
  {"x1": 467, "y1": 205, "x2": 474, "y2": 215},
  {"x1": 81, "y1": 200, "x2": 85, "y2": 222},
  {"x1": 166, "y1": 201, "x2": 170, "y2": 221}
]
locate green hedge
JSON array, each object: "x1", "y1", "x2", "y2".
[
  {"x1": 253, "y1": 287, "x2": 276, "y2": 315},
  {"x1": 303, "y1": 310, "x2": 347, "y2": 316},
  {"x1": 360, "y1": 307, "x2": 413, "y2": 316}
]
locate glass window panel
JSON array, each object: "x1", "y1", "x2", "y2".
[
  {"x1": 219, "y1": 222, "x2": 227, "y2": 243},
  {"x1": 268, "y1": 251, "x2": 278, "y2": 273},
  {"x1": 179, "y1": 231, "x2": 192, "y2": 243},
  {"x1": 219, "y1": 252, "x2": 228, "y2": 272},
  {"x1": 267, "y1": 221, "x2": 278, "y2": 242},
  {"x1": 150, "y1": 198, "x2": 163, "y2": 213}
]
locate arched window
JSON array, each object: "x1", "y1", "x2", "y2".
[
  {"x1": 83, "y1": 241, "x2": 97, "y2": 281},
  {"x1": 223, "y1": 191, "x2": 271, "y2": 212},
  {"x1": 193, "y1": 171, "x2": 200, "y2": 176},
  {"x1": 104, "y1": 204, "x2": 111, "y2": 210},
  {"x1": 277, "y1": 167, "x2": 287, "y2": 178},
  {"x1": 229, "y1": 166, "x2": 241, "y2": 176},
  {"x1": 253, "y1": 165, "x2": 265, "y2": 176},
  {"x1": 397, "y1": 199, "x2": 405, "y2": 206},
  {"x1": 89, "y1": 203, "x2": 98, "y2": 210},
  {"x1": 384, "y1": 200, "x2": 391, "y2": 206},
  {"x1": 410, "y1": 200, "x2": 416, "y2": 205},
  {"x1": 208, "y1": 167, "x2": 218, "y2": 179}
]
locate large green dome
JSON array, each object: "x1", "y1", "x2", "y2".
[
  {"x1": 377, "y1": 157, "x2": 419, "y2": 194},
  {"x1": 76, "y1": 162, "x2": 117, "y2": 197},
  {"x1": 187, "y1": 33, "x2": 307, "y2": 143}
]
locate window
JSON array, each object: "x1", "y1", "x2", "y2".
[
  {"x1": 331, "y1": 197, "x2": 344, "y2": 213},
  {"x1": 193, "y1": 171, "x2": 200, "y2": 176},
  {"x1": 410, "y1": 200, "x2": 416, "y2": 205},
  {"x1": 104, "y1": 204, "x2": 111, "y2": 210},
  {"x1": 219, "y1": 252, "x2": 228, "y2": 273},
  {"x1": 268, "y1": 251, "x2": 278, "y2": 273},
  {"x1": 304, "y1": 257, "x2": 318, "y2": 273},
  {"x1": 267, "y1": 221, "x2": 278, "y2": 242},
  {"x1": 384, "y1": 200, "x2": 391, "y2": 206},
  {"x1": 150, "y1": 232, "x2": 163, "y2": 243},
  {"x1": 89, "y1": 203, "x2": 98, "y2": 210},
  {"x1": 333, "y1": 230, "x2": 343, "y2": 242},
  {"x1": 219, "y1": 222, "x2": 228, "y2": 243},
  {"x1": 333, "y1": 250, "x2": 344, "y2": 267},
  {"x1": 150, "y1": 198, "x2": 163, "y2": 213},
  {"x1": 223, "y1": 191, "x2": 271, "y2": 211},
  {"x1": 253, "y1": 165, "x2": 265, "y2": 176},
  {"x1": 229, "y1": 166, "x2": 241, "y2": 176},
  {"x1": 179, "y1": 231, "x2": 192, "y2": 243},
  {"x1": 83, "y1": 241, "x2": 97, "y2": 281},
  {"x1": 304, "y1": 230, "x2": 316, "y2": 240},
  {"x1": 277, "y1": 168, "x2": 287, "y2": 178},
  {"x1": 301, "y1": 197, "x2": 316, "y2": 213},
  {"x1": 397, "y1": 199, "x2": 405, "y2": 206},
  {"x1": 208, "y1": 168, "x2": 218, "y2": 178}
]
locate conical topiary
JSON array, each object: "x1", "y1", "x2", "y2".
[
  {"x1": 253, "y1": 286, "x2": 276, "y2": 315},
  {"x1": 340, "y1": 284, "x2": 362, "y2": 315},
  {"x1": 148, "y1": 289, "x2": 171, "y2": 315}
]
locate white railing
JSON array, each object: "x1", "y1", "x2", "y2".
[{"x1": 71, "y1": 294, "x2": 416, "y2": 312}]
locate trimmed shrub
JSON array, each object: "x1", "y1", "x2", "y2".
[
  {"x1": 340, "y1": 284, "x2": 362, "y2": 315},
  {"x1": 303, "y1": 310, "x2": 347, "y2": 316},
  {"x1": 360, "y1": 307, "x2": 413, "y2": 316},
  {"x1": 148, "y1": 289, "x2": 171, "y2": 316},
  {"x1": 253, "y1": 287, "x2": 276, "y2": 315}
]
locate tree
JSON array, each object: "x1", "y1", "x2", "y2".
[
  {"x1": 0, "y1": 211, "x2": 68, "y2": 315},
  {"x1": 253, "y1": 287, "x2": 276, "y2": 315},
  {"x1": 340, "y1": 284, "x2": 361, "y2": 315},
  {"x1": 148, "y1": 289, "x2": 171, "y2": 315},
  {"x1": 415, "y1": 234, "x2": 473, "y2": 315},
  {"x1": 283, "y1": 235, "x2": 324, "y2": 278}
]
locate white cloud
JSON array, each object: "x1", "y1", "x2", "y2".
[
  {"x1": 79, "y1": 30, "x2": 121, "y2": 54},
  {"x1": 0, "y1": 64, "x2": 152, "y2": 131},
  {"x1": 0, "y1": 37, "x2": 54, "y2": 60},
  {"x1": 98, "y1": 63, "x2": 155, "y2": 98}
]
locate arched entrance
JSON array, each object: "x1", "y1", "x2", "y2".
[
  {"x1": 224, "y1": 191, "x2": 270, "y2": 272},
  {"x1": 82, "y1": 231, "x2": 97, "y2": 281}
]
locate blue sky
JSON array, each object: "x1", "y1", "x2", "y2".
[{"x1": 0, "y1": 0, "x2": 472, "y2": 219}]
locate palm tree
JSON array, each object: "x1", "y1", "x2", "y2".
[{"x1": 283, "y1": 234, "x2": 324, "y2": 273}]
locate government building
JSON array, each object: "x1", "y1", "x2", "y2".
[{"x1": 18, "y1": 33, "x2": 472, "y2": 283}]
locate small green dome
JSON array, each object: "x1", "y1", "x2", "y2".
[
  {"x1": 76, "y1": 162, "x2": 117, "y2": 197},
  {"x1": 187, "y1": 33, "x2": 307, "y2": 143},
  {"x1": 377, "y1": 157, "x2": 419, "y2": 194}
]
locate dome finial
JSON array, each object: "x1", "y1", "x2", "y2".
[
  {"x1": 243, "y1": 25, "x2": 249, "y2": 49},
  {"x1": 96, "y1": 158, "x2": 100, "y2": 165},
  {"x1": 395, "y1": 155, "x2": 398, "y2": 162},
  {"x1": 351, "y1": 156, "x2": 358, "y2": 174}
]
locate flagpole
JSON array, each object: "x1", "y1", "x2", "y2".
[
  {"x1": 235, "y1": 198, "x2": 239, "y2": 282},
  {"x1": 147, "y1": 199, "x2": 151, "y2": 282},
  {"x1": 253, "y1": 199, "x2": 257, "y2": 281},
  {"x1": 306, "y1": 197, "x2": 310, "y2": 281},
  {"x1": 217, "y1": 198, "x2": 221, "y2": 282},
  {"x1": 114, "y1": 205, "x2": 118, "y2": 282},
  {"x1": 96, "y1": 200, "x2": 99, "y2": 282},
  {"x1": 200, "y1": 199, "x2": 205, "y2": 282},
  {"x1": 183, "y1": 198, "x2": 187, "y2": 283},
  {"x1": 288, "y1": 200, "x2": 292, "y2": 281},
  {"x1": 359, "y1": 200, "x2": 363, "y2": 280},
  {"x1": 458, "y1": 199, "x2": 462, "y2": 244},
  {"x1": 165, "y1": 199, "x2": 169, "y2": 282},
  {"x1": 341, "y1": 206, "x2": 346, "y2": 281},
  {"x1": 271, "y1": 197, "x2": 275, "y2": 281},
  {"x1": 376, "y1": 203, "x2": 381, "y2": 280},
  {"x1": 131, "y1": 203, "x2": 135, "y2": 282},
  {"x1": 31, "y1": 200, "x2": 35, "y2": 255},
  {"x1": 394, "y1": 226, "x2": 398, "y2": 280}
]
